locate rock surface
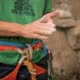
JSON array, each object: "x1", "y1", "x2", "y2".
[
  {"x1": 66, "y1": 21, "x2": 80, "y2": 50},
  {"x1": 54, "y1": 17, "x2": 75, "y2": 28},
  {"x1": 46, "y1": 0, "x2": 80, "y2": 80},
  {"x1": 45, "y1": 30, "x2": 78, "y2": 80}
]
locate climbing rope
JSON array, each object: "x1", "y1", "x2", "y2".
[{"x1": 0, "y1": 40, "x2": 50, "y2": 80}]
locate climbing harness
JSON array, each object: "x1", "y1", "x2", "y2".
[
  {"x1": 0, "y1": 40, "x2": 53, "y2": 80},
  {"x1": 0, "y1": 41, "x2": 45, "y2": 65},
  {"x1": 18, "y1": 45, "x2": 47, "y2": 80},
  {"x1": 0, "y1": 56, "x2": 26, "y2": 80},
  {"x1": 0, "y1": 41, "x2": 51, "y2": 80}
]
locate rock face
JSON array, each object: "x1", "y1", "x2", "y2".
[
  {"x1": 77, "y1": 51, "x2": 80, "y2": 65},
  {"x1": 66, "y1": 21, "x2": 80, "y2": 50},
  {"x1": 45, "y1": 29, "x2": 78, "y2": 80},
  {"x1": 54, "y1": 17, "x2": 75, "y2": 28},
  {"x1": 69, "y1": 0, "x2": 80, "y2": 20},
  {"x1": 53, "y1": 2, "x2": 76, "y2": 28},
  {"x1": 45, "y1": 0, "x2": 80, "y2": 80}
]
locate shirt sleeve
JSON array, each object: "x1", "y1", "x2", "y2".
[{"x1": 43, "y1": 0, "x2": 52, "y2": 14}]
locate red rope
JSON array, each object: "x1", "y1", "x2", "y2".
[{"x1": 0, "y1": 42, "x2": 42, "y2": 51}]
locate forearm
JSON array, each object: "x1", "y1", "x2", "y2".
[
  {"x1": 0, "y1": 21, "x2": 23, "y2": 36},
  {"x1": 0, "y1": 31, "x2": 18, "y2": 36}
]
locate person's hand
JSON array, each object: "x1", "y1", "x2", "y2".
[{"x1": 20, "y1": 11, "x2": 58, "y2": 40}]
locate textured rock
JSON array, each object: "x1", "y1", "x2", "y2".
[
  {"x1": 49, "y1": 0, "x2": 80, "y2": 80},
  {"x1": 55, "y1": 9, "x2": 72, "y2": 18},
  {"x1": 77, "y1": 51, "x2": 80, "y2": 67},
  {"x1": 69, "y1": 0, "x2": 80, "y2": 20},
  {"x1": 54, "y1": 17, "x2": 76, "y2": 28},
  {"x1": 66, "y1": 21, "x2": 80, "y2": 50},
  {"x1": 44, "y1": 30, "x2": 78, "y2": 80},
  {"x1": 76, "y1": 51, "x2": 80, "y2": 80},
  {"x1": 53, "y1": 2, "x2": 76, "y2": 28}
]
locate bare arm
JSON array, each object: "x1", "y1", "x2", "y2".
[
  {"x1": 0, "y1": 31, "x2": 18, "y2": 36},
  {"x1": 0, "y1": 12, "x2": 58, "y2": 40},
  {"x1": 0, "y1": 21, "x2": 22, "y2": 36}
]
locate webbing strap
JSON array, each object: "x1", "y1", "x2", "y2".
[
  {"x1": 0, "y1": 56, "x2": 26, "y2": 80},
  {"x1": 32, "y1": 40, "x2": 48, "y2": 55},
  {"x1": 0, "y1": 41, "x2": 26, "y2": 48}
]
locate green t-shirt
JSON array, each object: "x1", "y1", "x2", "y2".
[{"x1": 0, "y1": 0, "x2": 52, "y2": 44}]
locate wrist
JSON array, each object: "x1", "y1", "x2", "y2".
[{"x1": 9, "y1": 23, "x2": 24, "y2": 36}]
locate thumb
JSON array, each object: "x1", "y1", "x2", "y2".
[
  {"x1": 38, "y1": 15, "x2": 53, "y2": 23},
  {"x1": 38, "y1": 11, "x2": 59, "y2": 23},
  {"x1": 48, "y1": 11, "x2": 59, "y2": 18}
]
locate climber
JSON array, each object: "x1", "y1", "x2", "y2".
[{"x1": 0, "y1": 0, "x2": 58, "y2": 80}]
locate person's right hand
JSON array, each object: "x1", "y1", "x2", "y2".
[{"x1": 20, "y1": 12, "x2": 58, "y2": 40}]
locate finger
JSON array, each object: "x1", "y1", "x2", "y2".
[
  {"x1": 33, "y1": 34, "x2": 48, "y2": 40},
  {"x1": 35, "y1": 23, "x2": 56, "y2": 30},
  {"x1": 33, "y1": 28, "x2": 56, "y2": 35},
  {"x1": 22, "y1": 30, "x2": 49, "y2": 39},
  {"x1": 47, "y1": 11, "x2": 59, "y2": 18},
  {"x1": 36, "y1": 26, "x2": 55, "y2": 31},
  {"x1": 46, "y1": 22, "x2": 56, "y2": 28},
  {"x1": 47, "y1": 17, "x2": 54, "y2": 24},
  {"x1": 38, "y1": 11, "x2": 59, "y2": 23},
  {"x1": 45, "y1": 12, "x2": 59, "y2": 23},
  {"x1": 45, "y1": 17, "x2": 56, "y2": 27},
  {"x1": 38, "y1": 23, "x2": 54, "y2": 27},
  {"x1": 22, "y1": 32, "x2": 35, "y2": 38}
]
